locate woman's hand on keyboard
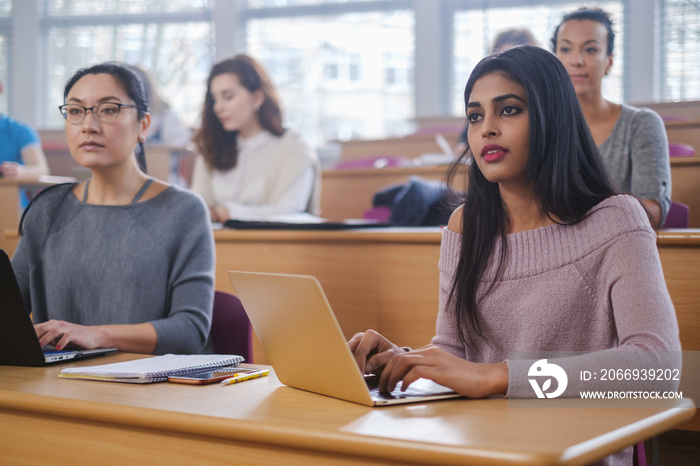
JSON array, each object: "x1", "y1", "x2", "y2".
[
  {"x1": 348, "y1": 329, "x2": 406, "y2": 376},
  {"x1": 378, "y1": 344, "x2": 509, "y2": 398}
]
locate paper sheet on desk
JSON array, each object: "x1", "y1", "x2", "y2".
[{"x1": 224, "y1": 217, "x2": 392, "y2": 230}]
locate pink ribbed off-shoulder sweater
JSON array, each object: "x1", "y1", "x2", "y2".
[
  {"x1": 432, "y1": 195, "x2": 681, "y2": 465},
  {"x1": 433, "y1": 195, "x2": 681, "y2": 395}
]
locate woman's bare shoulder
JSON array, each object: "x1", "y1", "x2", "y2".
[{"x1": 447, "y1": 205, "x2": 464, "y2": 234}]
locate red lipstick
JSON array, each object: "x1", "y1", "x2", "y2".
[{"x1": 481, "y1": 144, "x2": 507, "y2": 163}]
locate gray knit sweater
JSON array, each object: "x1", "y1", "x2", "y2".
[
  {"x1": 11, "y1": 183, "x2": 215, "y2": 354},
  {"x1": 598, "y1": 104, "x2": 671, "y2": 224}
]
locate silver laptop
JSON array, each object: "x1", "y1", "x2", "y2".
[
  {"x1": 0, "y1": 249, "x2": 118, "y2": 366},
  {"x1": 228, "y1": 270, "x2": 461, "y2": 407}
]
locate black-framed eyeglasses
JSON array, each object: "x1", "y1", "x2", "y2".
[{"x1": 58, "y1": 102, "x2": 137, "y2": 124}]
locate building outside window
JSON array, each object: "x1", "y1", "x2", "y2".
[
  {"x1": 246, "y1": 8, "x2": 415, "y2": 147},
  {"x1": 0, "y1": 0, "x2": 697, "y2": 147},
  {"x1": 664, "y1": 0, "x2": 700, "y2": 101},
  {"x1": 0, "y1": 0, "x2": 11, "y2": 113},
  {"x1": 41, "y1": 0, "x2": 213, "y2": 128}
]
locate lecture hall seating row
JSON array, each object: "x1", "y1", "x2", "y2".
[{"x1": 327, "y1": 100, "x2": 700, "y2": 225}]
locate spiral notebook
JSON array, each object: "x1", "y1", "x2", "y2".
[{"x1": 59, "y1": 354, "x2": 244, "y2": 383}]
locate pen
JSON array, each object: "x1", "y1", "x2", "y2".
[{"x1": 220, "y1": 369, "x2": 269, "y2": 386}]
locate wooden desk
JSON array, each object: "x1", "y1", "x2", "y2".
[
  {"x1": 0, "y1": 175, "x2": 75, "y2": 254},
  {"x1": 41, "y1": 128, "x2": 191, "y2": 184},
  {"x1": 0, "y1": 353, "x2": 694, "y2": 465},
  {"x1": 340, "y1": 132, "x2": 460, "y2": 162},
  {"x1": 215, "y1": 228, "x2": 700, "y2": 353},
  {"x1": 665, "y1": 119, "x2": 700, "y2": 152},
  {"x1": 214, "y1": 228, "x2": 700, "y2": 430},
  {"x1": 321, "y1": 157, "x2": 699, "y2": 226},
  {"x1": 214, "y1": 228, "x2": 444, "y2": 364},
  {"x1": 670, "y1": 156, "x2": 700, "y2": 228},
  {"x1": 321, "y1": 165, "x2": 458, "y2": 220}
]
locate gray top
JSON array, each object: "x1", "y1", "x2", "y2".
[
  {"x1": 11, "y1": 182, "x2": 215, "y2": 354},
  {"x1": 598, "y1": 103, "x2": 671, "y2": 224}
]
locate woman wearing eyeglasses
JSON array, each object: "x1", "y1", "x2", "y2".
[{"x1": 10, "y1": 62, "x2": 215, "y2": 355}]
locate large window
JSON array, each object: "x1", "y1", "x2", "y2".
[
  {"x1": 451, "y1": 1, "x2": 623, "y2": 116},
  {"x1": 0, "y1": 0, "x2": 10, "y2": 113},
  {"x1": 44, "y1": 0, "x2": 211, "y2": 15},
  {"x1": 246, "y1": 9, "x2": 415, "y2": 147},
  {"x1": 664, "y1": 0, "x2": 700, "y2": 101},
  {"x1": 0, "y1": 34, "x2": 9, "y2": 114},
  {"x1": 247, "y1": 0, "x2": 375, "y2": 6},
  {"x1": 41, "y1": 1, "x2": 214, "y2": 128},
  {"x1": 2, "y1": 1, "x2": 697, "y2": 143}
]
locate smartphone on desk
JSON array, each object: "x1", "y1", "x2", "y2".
[{"x1": 168, "y1": 367, "x2": 260, "y2": 385}]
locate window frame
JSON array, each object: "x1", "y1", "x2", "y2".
[{"x1": 1, "y1": 0, "x2": 687, "y2": 131}]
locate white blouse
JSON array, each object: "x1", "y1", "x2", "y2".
[{"x1": 190, "y1": 130, "x2": 318, "y2": 221}]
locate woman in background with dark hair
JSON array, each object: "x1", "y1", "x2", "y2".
[
  {"x1": 11, "y1": 62, "x2": 215, "y2": 355},
  {"x1": 552, "y1": 7, "x2": 670, "y2": 227},
  {"x1": 350, "y1": 47, "x2": 679, "y2": 463},
  {"x1": 191, "y1": 54, "x2": 320, "y2": 222}
]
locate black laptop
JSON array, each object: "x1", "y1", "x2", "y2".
[{"x1": 0, "y1": 249, "x2": 117, "y2": 366}]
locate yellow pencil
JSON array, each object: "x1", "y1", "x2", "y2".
[{"x1": 220, "y1": 369, "x2": 269, "y2": 386}]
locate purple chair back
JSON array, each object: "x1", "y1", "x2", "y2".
[
  {"x1": 634, "y1": 442, "x2": 647, "y2": 466},
  {"x1": 662, "y1": 201, "x2": 690, "y2": 229},
  {"x1": 668, "y1": 142, "x2": 694, "y2": 157},
  {"x1": 363, "y1": 205, "x2": 392, "y2": 222},
  {"x1": 211, "y1": 291, "x2": 253, "y2": 362}
]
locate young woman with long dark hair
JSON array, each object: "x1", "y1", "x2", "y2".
[
  {"x1": 191, "y1": 55, "x2": 320, "y2": 222},
  {"x1": 350, "y1": 45, "x2": 680, "y2": 407}
]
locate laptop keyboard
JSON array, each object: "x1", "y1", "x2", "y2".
[{"x1": 365, "y1": 375, "x2": 438, "y2": 399}]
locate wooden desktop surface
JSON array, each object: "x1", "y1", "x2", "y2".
[
  {"x1": 321, "y1": 164, "x2": 462, "y2": 220},
  {"x1": 669, "y1": 155, "x2": 700, "y2": 227},
  {"x1": 0, "y1": 353, "x2": 694, "y2": 465},
  {"x1": 214, "y1": 227, "x2": 700, "y2": 431}
]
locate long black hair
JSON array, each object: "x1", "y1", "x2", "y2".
[
  {"x1": 63, "y1": 62, "x2": 150, "y2": 172},
  {"x1": 445, "y1": 46, "x2": 616, "y2": 345}
]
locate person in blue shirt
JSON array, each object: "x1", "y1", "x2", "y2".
[{"x1": 0, "y1": 80, "x2": 50, "y2": 206}]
